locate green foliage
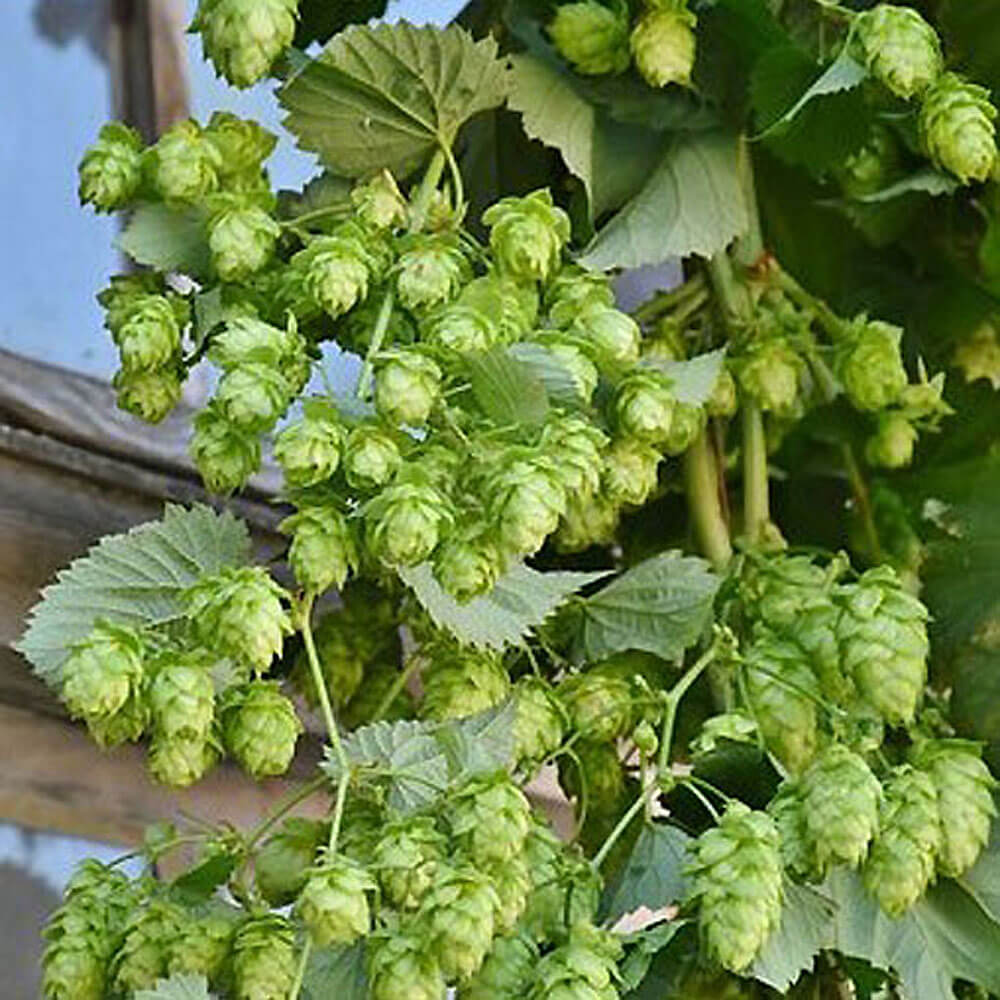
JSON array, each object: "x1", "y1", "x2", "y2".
[{"x1": 134, "y1": 975, "x2": 214, "y2": 1000}]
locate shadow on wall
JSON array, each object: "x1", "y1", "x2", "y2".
[{"x1": 0, "y1": 862, "x2": 60, "y2": 1000}]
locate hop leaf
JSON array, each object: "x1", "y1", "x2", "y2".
[
  {"x1": 856, "y1": 4, "x2": 943, "y2": 100},
  {"x1": 279, "y1": 505, "x2": 358, "y2": 594},
  {"x1": 630, "y1": 2, "x2": 698, "y2": 89},
  {"x1": 222, "y1": 680, "x2": 302, "y2": 778},
  {"x1": 373, "y1": 816, "x2": 446, "y2": 910},
  {"x1": 367, "y1": 932, "x2": 445, "y2": 1000},
  {"x1": 686, "y1": 802, "x2": 783, "y2": 973},
  {"x1": 549, "y1": 1, "x2": 631, "y2": 77},
  {"x1": 374, "y1": 350, "x2": 443, "y2": 426},
  {"x1": 78, "y1": 122, "x2": 143, "y2": 212},
  {"x1": 483, "y1": 190, "x2": 571, "y2": 283},
  {"x1": 296, "y1": 853, "x2": 376, "y2": 946},
  {"x1": 919, "y1": 72, "x2": 999, "y2": 184},
  {"x1": 231, "y1": 914, "x2": 297, "y2": 1000}
]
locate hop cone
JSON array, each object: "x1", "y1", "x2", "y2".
[
  {"x1": 549, "y1": 1, "x2": 631, "y2": 76},
  {"x1": 343, "y1": 423, "x2": 402, "y2": 490},
  {"x1": 151, "y1": 120, "x2": 221, "y2": 201},
  {"x1": 418, "y1": 867, "x2": 500, "y2": 982},
  {"x1": 280, "y1": 505, "x2": 358, "y2": 594},
  {"x1": 836, "y1": 318, "x2": 908, "y2": 411},
  {"x1": 209, "y1": 206, "x2": 280, "y2": 281},
  {"x1": 856, "y1": 4, "x2": 942, "y2": 99},
  {"x1": 352, "y1": 170, "x2": 407, "y2": 229},
  {"x1": 148, "y1": 656, "x2": 216, "y2": 741},
  {"x1": 366, "y1": 479, "x2": 452, "y2": 567},
  {"x1": 113, "y1": 294, "x2": 182, "y2": 372},
  {"x1": 166, "y1": 903, "x2": 240, "y2": 982},
  {"x1": 110, "y1": 899, "x2": 185, "y2": 992},
  {"x1": 396, "y1": 236, "x2": 471, "y2": 312},
  {"x1": 486, "y1": 853, "x2": 533, "y2": 932},
  {"x1": 736, "y1": 338, "x2": 801, "y2": 414},
  {"x1": 434, "y1": 529, "x2": 505, "y2": 603},
  {"x1": 185, "y1": 565, "x2": 291, "y2": 672},
  {"x1": 540, "y1": 415, "x2": 608, "y2": 497},
  {"x1": 373, "y1": 816, "x2": 445, "y2": 910},
  {"x1": 800, "y1": 745, "x2": 882, "y2": 874},
  {"x1": 836, "y1": 566, "x2": 929, "y2": 725},
  {"x1": 483, "y1": 190, "x2": 571, "y2": 283},
  {"x1": 368, "y1": 932, "x2": 446, "y2": 1000},
  {"x1": 78, "y1": 122, "x2": 143, "y2": 212},
  {"x1": 614, "y1": 369, "x2": 676, "y2": 443},
  {"x1": 631, "y1": 2, "x2": 698, "y2": 89},
  {"x1": 291, "y1": 610, "x2": 371, "y2": 709},
  {"x1": 521, "y1": 827, "x2": 600, "y2": 943},
  {"x1": 296, "y1": 853, "x2": 375, "y2": 946},
  {"x1": 204, "y1": 111, "x2": 277, "y2": 178},
  {"x1": 513, "y1": 676, "x2": 566, "y2": 766},
  {"x1": 273, "y1": 411, "x2": 343, "y2": 488},
  {"x1": 662, "y1": 400, "x2": 705, "y2": 456},
  {"x1": 231, "y1": 914, "x2": 296, "y2": 1000},
  {"x1": 450, "y1": 773, "x2": 532, "y2": 865},
  {"x1": 558, "y1": 740, "x2": 625, "y2": 816},
  {"x1": 375, "y1": 350, "x2": 443, "y2": 426},
  {"x1": 460, "y1": 932, "x2": 539, "y2": 1000},
  {"x1": 767, "y1": 781, "x2": 817, "y2": 880},
  {"x1": 863, "y1": 766, "x2": 942, "y2": 916},
  {"x1": 210, "y1": 316, "x2": 307, "y2": 375},
  {"x1": 686, "y1": 802, "x2": 783, "y2": 973},
  {"x1": 190, "y1": 403, "x2": 261, "y2": 494},
  {"x1": 528, "y1": 922, "x2": 623, "y2": 1000},
  {"x1": 114, "y1": 367, "x2": 183, "y2": 424},
  {"x1": 558, "y1": 669, "x2": 633, "y2": 742},
  {"x1": 420, "y1": 647, "x2": 510, "y2": 721},
  {"x1": 490, "y1": 457, "x2": 567, "y2": 557},
  {"x1": 920, "y1": 73, "x2": 999, "y2": 184},
  {"x1": 555, "y1": 492, "x2": 620, "y2": 553},
  {"x1": 744, "y1": 635, "x2": 819, "y2": 774},
  {"x1": 603, "y1": 437, "x2": 661, "y2": 507},
  {"x1": 424, "y1": 301, "x2": 499, "y2": 355},
  {"x1": 193, "y1": 0, "x2": 297, "y2": 88},
  {"x1": 222, "y1": 681, "x2": 302, "y2": 778},
  {"x1": 866, "y1": 413, "x2": 918, "y2": 469},
  {"x1": 546, "y1": 265, "x2": 615, "y2": 325},
  {"x1": 255, "y1": 817, "x2": 327, "y2": 906},
  {"x1": 544, "y1": 339, "x2": 600, "y2": 404},
  {"x1": 341, "y1": 662, "x2": 415, "y2": 729},
  {"x1": 147, "y1": 732, "x2": 220, "y2": 787},
  {"x1": 571, "y1": 303, "x2": 641, "y2": 367},
  {"x1": 912, "y1": 739, "x2": 997, "y2": 877},
  {"x1": 215, "y1": 363, "x2": 293, "y2": 433}
]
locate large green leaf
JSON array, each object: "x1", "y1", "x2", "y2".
[
  {"x1": 466, "y1": 347, "x2": 550, "y2": 426},
  {"x1": 117, "y1": 204, "x2": 211, "y2": 278},
  {"x1": 575, "y1": 552, "x2": 720, "y2": 663},
  {"x1": 398, "y1": 562, "x2": 608, "y2": 649},
  {"x1": 135, "y1": 975, "x2": 213, "y2": 1000},
  {"x1": 578, "y1": 131, "x2": 748, "y2": 270},
  {"x1": 17, "y1": 505, "x2": 251, "y2": 686},
  {"x1": 601, "y1": 823, "x2": 692, "y2": 923},
  {"x1": 752, "y1": 882, "x2": 836, "y2": 989},
  {"x1": 643, "y1": 349, "x2": 726, "y2": 407},
  {"x1": 302, "y1": 943, "x2": 367, "y2": 1000},
  {"x1": 280, "y1": 23, "x2": 509, "y2": 179},
  {"x1": 508, "y1": 342, "x2": 587, "y2": 407}
]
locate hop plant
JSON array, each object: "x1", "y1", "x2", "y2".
[
  {"x1": 558, "y1": 740, "x2": 626, "y2": 816},
  {"x1": 528, "y1": 922, "x2": 623, "y2": 1000},
  {"x1": 800, "y1": 745, "x2": 882, "y2": 874},
  {"x1": 483, "y1": 190, "x2": 571, "y2": 283},
  {"x1": 368, "y1": 932, "x2": 446, "y2": 1000},
  {"x1": 396, "y1": 236, "x2": 471, "y2": 312},
  {"x1": 686, "y1": 802, "x2": 784, "y2": 973},
  {"x1": 513, "y1": 676, "x2": 566, "y2": 766},
  {"x1": 110, "y1": 899, "x2": 185, "y2": 992},
  {"x1": 558, "y1": 668, "x2": 634, "y2": 742},
  {"x1": 630, "y1": 0, "x2": 698, "y2": 89},
  {"x1": 296, "y1": 853, "x2": 376, "y2": 946},
  {"x1": 836, "y1": 318, "x2": 908, "y2": 412},
  {"x1": 255, "y1": 817, "x2": 328, "y2": 906},
  {"x1": 114, "y1": 366, "x2": 184, "y2": 424},
  {"x1": 343, "y1": 422, "x2": 402, "y2": 490},
  {"x1": 603, "y1": 438, "x2": 661, "y2": 507},
  {"x1": 148, "y1": 656, "x2": 216, "y2": 741},
  {"x1": 373, "y1": 816, "x2": 446, "y2": 910},
  {"x1": 490, "y1": 456, "x2": 567, "y2": 556},
  {"x1": 215, "y1": 362, "x2": 293, "y2": 432},
  {"x1": 836, "y1": 566, "x2": 929, "y2": 725},
  {"x1": 911, "y1": 739, "x2": 997, "y2": 877},
  {"x1": 375, "y1": 350, "x2": 443, "y2": 426},
  {"x1": 424, "y1": 301, "x2": 499, "y2": 355},
  {"x1": 420, "y1": 646, "x2": 510, "y2": 720},
  {"x1": 231, "y1": 914, "x2": 297, "y2": 1000},
  {"x1": 460, "y1": 931, "x2": 539, "y2": 1000},
  {"x1": 486, "y1": 853, "x2": 533, "y2": 933},
  {"x1": 204, "y1": 111, "x2": 277, "y2": 178},
  {"x1": 352, "y1": 170, "x2": 408, "y2": 229},
  {"x1": 548, "y1": 1, "x2": 631, "y2": 76},
  {"x1": 862, "y1": 766, "x2": 942, "y2": 916},
  {"x1": 192, "y1": 0, "x2": 297, "y2": 88},
  {"x1": 78, "y1": 122, "x2": 143, "y2": 212},
  {"x1": 279, "y1": 505, "x2": 358, "y2": 594},
  {"x1": 366, "y1": 479, "x2": 452, "y2": 567},
  {"x1": 555, "y1": 492, "x2": 621, "y2": 552},
  {"x1": 866, "y1": 412, "x2": 918, "y2": 469},
  {"x1": 190, "y1": 403, "x2": 261, "y2": 493},
  {"x1": 856, "y1": 4, "x2": 943, "y2": 100},
  {"x1": 614, "y1": 369, "x2": 676, "y2": 443},
  {"x1": 450, "y1": 772, "x2": 532, "y2": 865},
  {"x1": 151, "y1": 120, "x2": 221, "y2": 201},
  {"x1": 147, "y1": 732, "x2": 220, "y2": 787},
  {"x1": 167, "y1": 903, "x2": 239, "y2": 982},
  {"x1": 920, "y1": 73, "x2": 999, "y2": 184},
  {"x1": 185, "y1": 565, "x2": 291, "y2": 671},
  {"x1": 222, "y1": 680, "x2": 302, "y2": 778}
]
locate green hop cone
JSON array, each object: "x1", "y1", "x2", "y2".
[
  {"x1": 603, "y1": 437, "x2": 661, "y2": 506},
  {"x1": 483, "y1": 190, "x2": 571, "y2": 283},
  {"x1": 662, "y1": 400, "x2": 705, "y2": 456},
  {"x1": 486, "y1": 853, "x2": 533, "y2": 933},
  {"x1": 836, "y1": 566, "x2": 929, "y2": 725},
  {"x1": 166, "y1": 903, "x2": 240, "y2": 983},
  {"x1": 736, "y1": 338, "x2": 801, "y2": 414},
  {"x1": 450, "y1": 773, "x2": 532, "y2": 865},
  {"x1": 419, "y1": 866, "x2": 501, "y2": 982},
  {"x1": 434, "y1": 530, "x2": 505, "y2": 603},
  {"x1": 856, "y1": 4, "x2": 943, "y2": 100},
  {"x1": 862, "y1": 766, "x2": 942, "y2": 916},
  {"x1": 192, "y1": 0, "x2": 297, "y2": 89},
  {"x1": 222, "y1": 680, "x2": 302, "y2": 778},
  {"x1": 555, "y1": 492, "x2": 621, "y2": 553},
  {"x1": 204, "y1": 111, "x2": 277, "y2": 179},
  {"x1": 631, "y1": 1, "x2": 698, "y2": 89},
  {"x1": 114, "y1": 294, "x2": 182, "y2": 372},
  {"x1": 151, "y1": 119, "x2": 221, "y2": 201},
  {"x1": 148, "y1": 656, "x2": 216, "y2": 741},
  {"x1": 549, "y1": 1, "x2": 631, "y2": 76},
  {"x1": 866, "y1": 412, "x2": 918, "y2": 469},
  {"x1": 423, "y1": 301, "x2": 499, "y2": 355},
  {"x1": 147, "y1": 732, "x2": 220, "y2": 787},
  {"x1": 78, "y1": 122, "x2": 143, "y2": 212},
  {"x1": 528, "y1": 922, "x2": 623, "y2": 1000},
  {"x1": 351, "y1": 170, "x2": 407, "y2": 229},
  {"x1": 294, "y1": 234, "x2": 372, "y2": 318},
  {"x1": 396, "y1": 236, "x2": 471, "y2": 312},
  {"x1": 614, "y1": 369, "x2": 676, "y2": 443},
  {"x1": 372, "y1": 816, "x2": 446, "y2": 910},
  {"x1": 800, "y1": 744, "x2": 882, "y2": 874},
  {"x1": 545, "y1": 339, "x2": 600, "y2": 404},
  {"x1": 420, "y1": 646, "x2": 511, "y2": 721},
  {"x1": 911, "y1": 739, "x2": 998, "y2": 877},
  {"x1": 460, "y1": 931, "x2": 539, "y2": 1000},
  {"x1": 541, "y1": 416, "x2": 608, "y2": 497},
  {"x1": 185, "y1": 565, "x2": 292, "y2": 671},
  {"x1": 110, "y1": 900, "x2": 185, "y2": 992},
  {"x1": 231, "y1": 914, "x2": 296, "y2": 1000},
  {"x1": 707, "y1": 367, "x2": 738, "y2": 417},
  {"x1": 766, "y1": 780, "x2": 817, "y2": 880},
  {"x1": 60, "y1": 621, "x2": 145, "y2": 734},
  {"x1": 366, "y1": 478, "x2": 452, "y2": 567},
  {"x1": 343, "y1": 422, "x2": 402, "y2": 490},
  {"x1": 368, "y1": 932, "x2": 446, "y2": 1000},
  {"x1": 490, "y1": 456, "x2": 567, "y2": 556},
  {"x1": 546, "y1": 265, "x2": 615, "y2": 327},
  {"x1": 295, "y1": 853, "x2": 375, "y2": 946},
  {"x1": 744, "y1": 635, "x2": 819, "y2": 774},
  {"x1": 114, "y1": 366, "x2": 184, "y2": 424},
  {"x1": 255, "y1": 817, "x2": 327, "y2": 906},
  {"x1": 375, "y1": 350, "x2": 442, "y2": 426},
  {"x1": 571, "y1": 303, "x2": 641, "y2": 367},
  {"x1": 558, "y1": 740, "x2": 626, "y2": 816},
  {"x1": 836, "y1": 318, "x2": 908, "y2": 411},
  {"x1": 279, "y1": 505, "x2": 358, "y2": 594},
  {"x1": 513, "y1": 676, "x2": 566, "y2": 766},
  {"x1": 273, "y1": 411, "x2": 344, "y2": 489},
  {"x1": 215, "y1": 363, "x2": 293, "y2": 432},
  {"x1": 190, "y1": 403, "x2": 261, "y2": 494},
  {"x1": 558, "y1": 669, "x2": 633, "y2": 742},
  {"x1": 464, "y1": 273, "x2": 540, "y2": 341},
  {"x1": 840, "y1": 124, "x2": 902, "y2": 198},
  {"x1": 341, "y1": 661, "x2": 415, "y2": 728},
  {"x1": 686, "y1": 802, "x2": 783, "y2": 973},
  {"x1": 920, "y1": 72, "x2": 999, "y2": 184},
  {"x1": 209, "y1": 206, "x2": 280, "y2": 282},
  {"x1": 209, "y1": 316, "x2": 310, "y2": 391}
]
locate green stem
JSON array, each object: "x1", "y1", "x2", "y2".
[
  {"x1": 290, "y1": 936, "x2": 313, "y2": 1000},
  {"x1": 657, "y1": 638, "x2": 722, "y2": 774},
  {"x1": 734, "y1": 136, "x2": 765, "y2": 267},
  {"x1": 244, "y1": 774, "x2": 328, "y2": 851},
  {"x1": 327, "y1": 770, "x2": 350, "y2": 853},
  {"x1": 681, "y1": 778, "x2": 722, "y2": 823},
  {"x1": 707, "y1": 251, "x2": 749, "y2": 322},
  {"x1": 841, "y1": 442, "x2": 884, "y2": 563},
  {"x1": 355, "y1": 286, "x2": 395, "y2": 400},
  {"x1": 684, "y1": 430, "x2": 732, "y2": 570},
  {"x1": 742, "y1": 401, "x2": 771, "y2": 546},
  {"x1": 372, "y1": 654, "x2": 422, "y2": 723},
  {"x1": 633, "y1": 272, "x2": 708, "y2": 323},
  {"x1": 775, "y1": 267, "x2": 850, "y2": 343},
  {"x1": 443, "y1": 142, "x2": 465, "y2": 215},
  {"x1": 591, "y1": 792, "x2": 647, "y2": 869},
  {"x1": 408, "y1": 148, "x2": 448, "y2": 233}
]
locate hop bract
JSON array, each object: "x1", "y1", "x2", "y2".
[
  {"x1": 614, "y1": 369, "x2": 676, "y2": 443},
  {"x1": 483, "y1": 190, "x2": 571, "y2": 283},
  {"x1": 204, "y1": 111, "x2": 277, "y2": 178},
  {"x1": 686, "y1": 802, "x2": 783, "y2": 973},
  {"x1": 450, "y1": 773, "x2": 532, "y2": 865},
  {"x1": 110, "y1": 899, "x2": 186, "y2": 992},
  {"x1": 166, "y1": 904, "x2": 239, "y2": 983},
  {"x1": 222, "y1": 680, "x2": 302, "y2": 778},
  {"x1": 549, "y1": 1, "x2": 631, "y2": 76},
  {"x1": 366, "y1": 478, "x2": 452, "y2": 567},
  {"x1": 148, "y1": 655, "x2": 216, "y2": 741},
  {"x1": 190, "y1": 402, "x2": 261, "y2": 494},
  {"x1": 343, "y1": 423, "x2": 402, "y2": 490},
  {"x1": 296, "y1": 853, "x2": 376, "y2": 946},
  {"x1": 736, "y1": 338, "x2": 801, "y2": 414},
  {"x1": 78, "y1": 122, "x2": 143, "y2": 212},
  {"x1": 434, "y1": 531, "x2": 505, "y2": 603},
  {"x1": 490, "y1": 456, "x2": 567, "y2": 556},
  {"x1": 114, "y1": 294, "x2": 182, "y2": 372},
  {"x1": 152, "y1": 120, "x2": 222, "y2": 201},
  {"x1": 571, "y1": 303, "x2": 641, "y2": 367},
  {"x1": 856, "y1": 4, "x2": 943, "y2": 100},
  {"x1": 920, "y1": 73, "x2": 999, "y2": 184},
  {"x1": 603, "y1": 438, "x2": 661, "y2": 506},
  {"x1": 147, "y1": 731, "x2": 220, "y2": 787},
  {"x1": 631, "y1": 1, "x2": 698, "y2": 89},
  {"x1": 209, "y1": 205, "x2": 280, "y2": 282}
]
